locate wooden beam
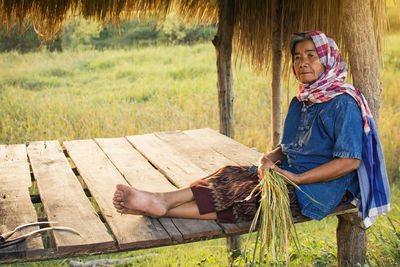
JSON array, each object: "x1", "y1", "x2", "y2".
[
  {"x1": 212, "y1": 0, "x2": 235, "y2": 138},
  {"x1": 338, "y1": 0, "x2": 378, "y2": 265},
  {"x1": 336, "y1": 213, "x2": 368, "y2": 266},
  {"x1": 213, "y1": 1, "x2": 237, "y2": 252},
  {"x1": 271, "y1": 0, "x2": 283, "y2": 148},
  {"x1": 341, "y1": 0, "x2": 382, "y2": 123}
]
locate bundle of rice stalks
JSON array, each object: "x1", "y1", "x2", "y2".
[{"x1": 241, "y1": 170, "x2": 304, "y2": 265}]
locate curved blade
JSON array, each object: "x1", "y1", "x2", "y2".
[
  {"x1": 25, "y1": 226, "x2": 81, "y2": 239},
  {"x1": 1, "y1": 221, "x2": 57, "y2": 242}
]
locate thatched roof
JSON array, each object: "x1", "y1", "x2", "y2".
[{"x1": 0, "y1": 0, "x2": 387, "y2": 71}]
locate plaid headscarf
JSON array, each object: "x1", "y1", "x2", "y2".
[{"x1": 291, "y1": 30, "x2": 390, "y2": 227}]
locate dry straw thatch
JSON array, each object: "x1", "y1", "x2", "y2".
[{"x1": 0, "y1": 0, "x2": 387, "y2": 71}]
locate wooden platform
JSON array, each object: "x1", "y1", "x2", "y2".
[{"x1": 0, "y1": 128, "x2": 356, "y2": 263}]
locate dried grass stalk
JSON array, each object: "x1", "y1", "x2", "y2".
[{"x1": 241, "y1": 170, "x2": 303, "y2": 265}]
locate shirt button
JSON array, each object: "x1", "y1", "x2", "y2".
[{"x1": 301, "y1": 107, "x2": 306, "y2": 112}]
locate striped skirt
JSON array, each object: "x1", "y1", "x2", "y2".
[{"x1": 190, "y1": 165, "x2": 300, "y2": 223}]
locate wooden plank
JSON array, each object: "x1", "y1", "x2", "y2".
[
  {"x1": 63, "y1": 140, "x2": 171, "y2": 250},
  {"x1": 0, "y1": 144, "x2": 43, "y2": 258},
  {"x1": 184, "y1": 128, "x2": 262, "y2": 165},
  {"x1": 126, "y1": 134, "x2": 223, "y2": 239},
  {"x1": 220, "y1": 222, "x2": 252, "y2": 235},
  {"x1": 27, "y1": 141, "x2": 115, "y2": 253},
  {"x1": 95, "y1": 137, "x2": 183, "y2": 242},
  {"x1": 0, "y1": 144, "x2": 31, "y2": 188},
  {"x1": 126, "y1": 134, "x2": 208, "y2": 187},
  {"x1": 154, "y1": 131, "x2": 236, "y2": 173}
]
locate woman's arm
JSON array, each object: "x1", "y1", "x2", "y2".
[{"x1": 271, "y1": 157, "x2": 360, "y2": 185}]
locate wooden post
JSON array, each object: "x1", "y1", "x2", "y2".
[
  {"x1": 337, "y1": 0, "x2": 382, "y2": 265},
  {"x1": 337, "y1": 213, "x2": 368, "y2": 266},
  {"x1": 226, "y1": 234, "x2": 241, "y2": 261},
  {"x1": 212, "y1": 0, "x2": 235, "y2": 139},
  {"x1": 212, "y1": 0, "x2": 240, "y2": 259},
  {"x1": 271, "y1": 0, "x2": 282, "y2": 148},
  {"x1": 341, "y1": 0, "x2": 382, "y2": 123}
]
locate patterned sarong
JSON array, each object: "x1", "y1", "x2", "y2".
[{"x1": 190, "y1": 166, "x2": 299, "y2": 223}]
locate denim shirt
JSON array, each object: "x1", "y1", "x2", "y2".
[{"x1": 280, "y1": 94, "x2": 362, "y2": 220}]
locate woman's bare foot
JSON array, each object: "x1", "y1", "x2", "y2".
[
  {"x1": 112, "y1": 197, "x2": 144, "y2": 215},
  {"x1": 113, "y1": 184, "x2": 168, "y2": 217}
]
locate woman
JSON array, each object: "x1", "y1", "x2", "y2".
[{"x1": 113, "y1": 31, "x2": 390, "y2": 227}]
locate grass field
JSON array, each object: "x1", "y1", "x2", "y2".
[{"x1": 0, "y1": 35, "x2": 399, "y2": 266}]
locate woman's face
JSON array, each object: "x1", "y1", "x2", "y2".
[{"x1": 293, "y1": 40, "x2": 325, "y2": 84}]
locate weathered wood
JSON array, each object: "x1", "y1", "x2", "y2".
[
  {"x1": 127, "y1": 134, "x2": 208, "y2": 188},
  {"x1": 0, "y1": 144, "x2": 43, "y2": 258},
  {"x1": 126, "y1": 134, "x2": 223, "y2": 239},
  {"x1": 271, "y1": 0, "x2": 283, "y2": 148},
  {"x1": 340, "y1": 0, "x2": 375, "y2": 263},
  {"x1": 213, "y1": 0, "x2": 235, "y2": 138},
  {"x1": 95, "y1": 137, "x2": 183, "y2": 242},
  {"x1": 226, "y1": 235, "x2": 241, "y2": 261},
  {"x1": 337, "y1": 213, "x2": 368, "y2": 266},
  {"x1": 154, "y1": 131, "x2": 236, "y2": 173},
  {"x1": 27, "y1": 141, "x2": 115, "y2": 253},
  {"x1": 63, "y1": 140, "x2": 171, "y2": 250},
  {"x1": 341, "y1": 0, "x2": 382, "y2": 122},
  {"x1": 0, "y1": 144, "x2": 31, "y2": 188},
  {"x1": 0, "y1": 229, "x2": 229, "y2": 264},
  {"x1": 221, "y1": 222, "x2": 252, "y2": 235},
  {"x1": 184, "y1": 128, "x2": 261, "y2": 165}
]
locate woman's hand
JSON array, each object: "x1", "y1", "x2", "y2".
[
  {"x1": 257, "y1": 154, "x2": 299, "y2": 184},
  {"x1": 257, "y1": 154, "x2": 274, "y2": 181}
]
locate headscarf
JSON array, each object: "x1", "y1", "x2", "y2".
[{"x1": 291, "y1": 30, "x2": 390, "y2": 228}]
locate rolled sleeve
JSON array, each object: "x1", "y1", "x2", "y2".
[{"x1": 331, "y1": 100, "x2": 363, "y2": 160}]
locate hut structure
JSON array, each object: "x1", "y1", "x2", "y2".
[{"x1": 0, "y1": 0, "x2": 387, "y2": 266}]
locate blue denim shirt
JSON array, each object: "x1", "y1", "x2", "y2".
[{"x1": 280, "y1": 94, "x2": 362, "y2": 220}]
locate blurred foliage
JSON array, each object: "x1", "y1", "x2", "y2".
[
  {"x1": 160, "y1": 13, "x2": 216, "y2": 45},
  {"x1": 0, "y1": 22, "x2": 62, "y2": 53},
  {"x1": 91, "y1": 19, "x2": 160, "y2": 49},
  {"x1": 0, "y1": 15, "x2": 216, "y2": 53},
  {"x1": 62, "y1": 17, "x2": 102, "y2": 50},
  {"x1": 372, "y1": 214, "x2": 400, "y2": 265}
]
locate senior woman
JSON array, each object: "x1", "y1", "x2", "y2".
[{"x1": 113, "y1": 31, "x2": 390, "y2": 227}]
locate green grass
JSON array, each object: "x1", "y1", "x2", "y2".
[{"x1": 1, "y1": 35, "x2": 399, "y2": 266}]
